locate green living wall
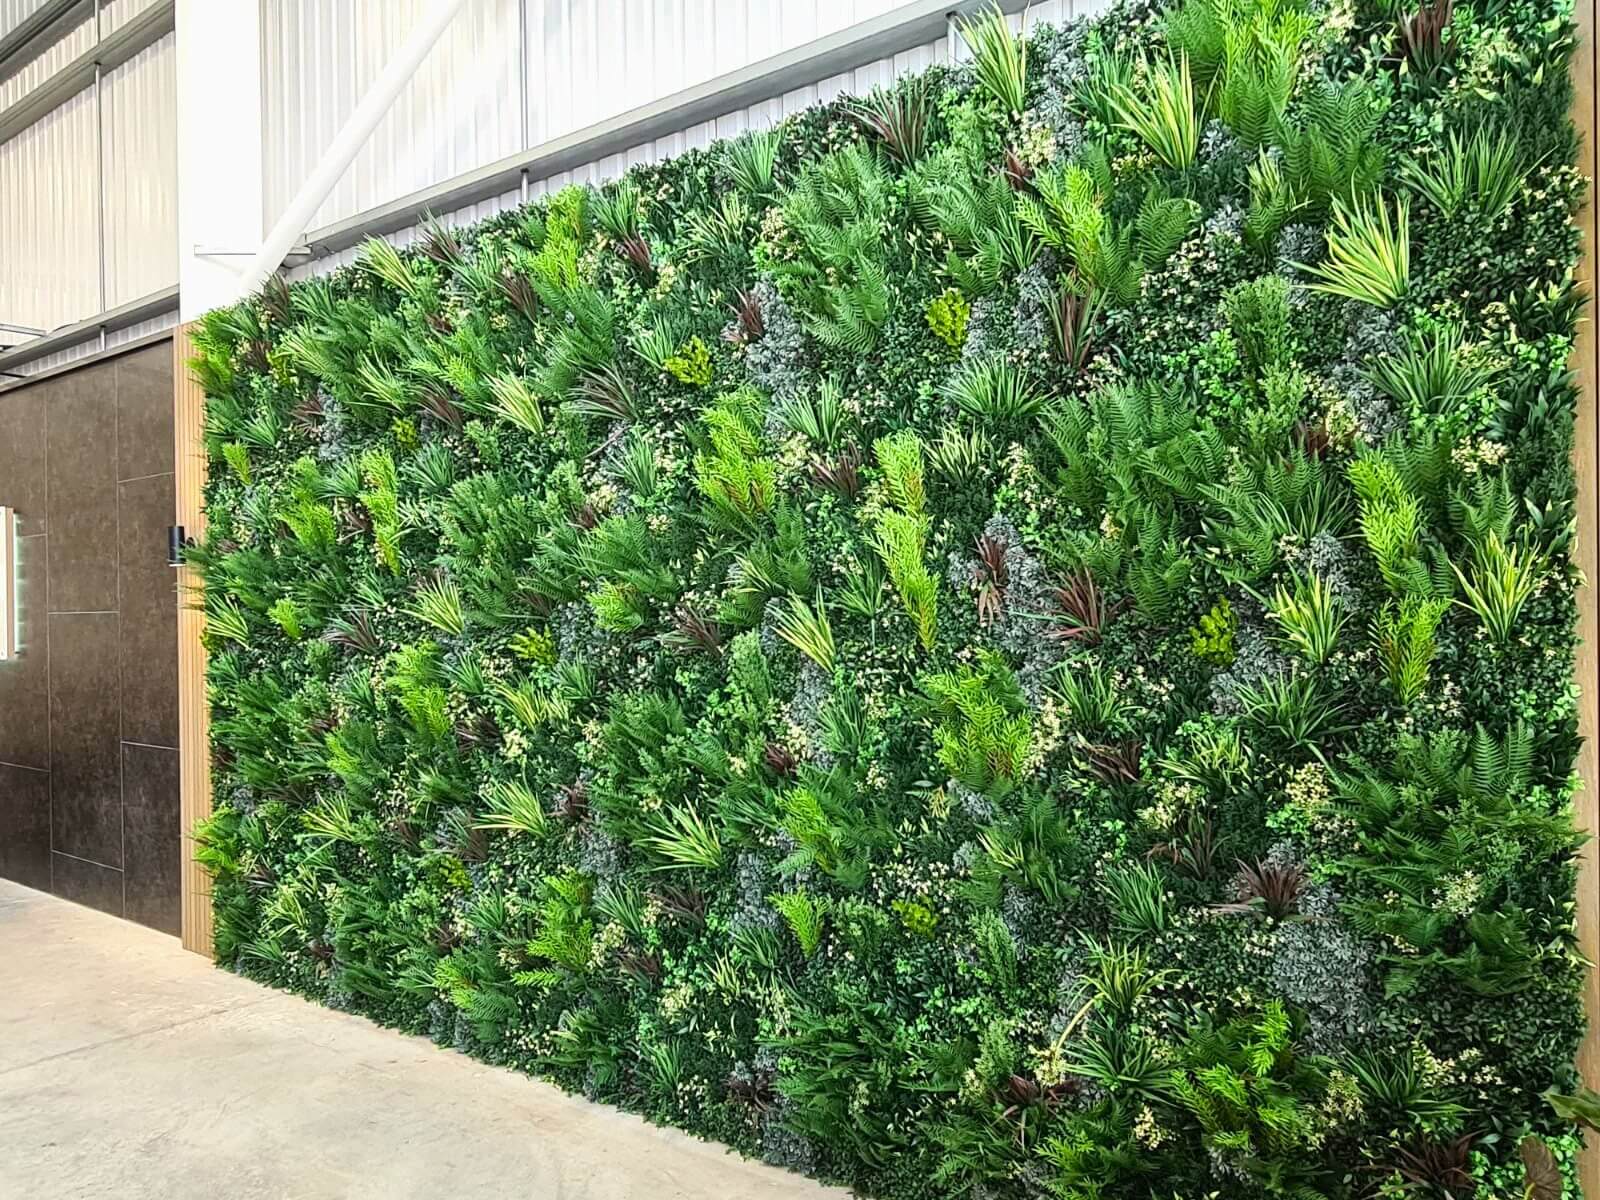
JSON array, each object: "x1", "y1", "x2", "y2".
[{"x1": 191, "y1": 0, "x2": 1595, "y2": 1194}]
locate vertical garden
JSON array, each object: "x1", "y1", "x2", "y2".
[{"x1": 189, "y1": 0, "x2": 1595, "y2": 1194}]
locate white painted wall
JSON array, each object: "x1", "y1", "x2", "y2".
[{"x1": 174, "y1": 0, "x2": 260, "y2": 319}]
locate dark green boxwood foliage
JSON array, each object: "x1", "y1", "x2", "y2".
[{"x1": 191, "y1": 0, "x2": 1592, "y2": 1193}]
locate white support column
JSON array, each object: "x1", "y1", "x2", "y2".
[{"x1": 175, "y1": 0, "x2": 263, "y2": 321}]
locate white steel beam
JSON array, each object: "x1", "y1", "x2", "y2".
[{"x1": 234, "y1": 0, "x2": 471, "y2": 302}]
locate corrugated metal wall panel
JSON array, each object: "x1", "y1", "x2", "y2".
[
  {"x1": 286, "y1": 23, "x2": 947, "y2": 282},
  {"x1": 0, "y1": 0, "x2": 164, "y2": 110},
  {"x1": 0, "y1": 0, "x2": 1098, "y2": 367},
  {"x1": 268, "y1": 0, "x2": 1033, "y2": 233},
  {"x1": 3, "y1": 309, "x2": 176, "y2": 378},
  {"x1": 0, "y1": 0, "x2": 163, "y2": 109},
  {"x1": 0, "y1": 12, "x2": 93, "y2": 109},
  {"x1": 102, "y1": 30, "x2": 175, "y2": 308},
  {"x1": 288, "y1": 0, "x2": 1107, "y2": 281},
  {"x1": 523, "y1": 0, "x2": 898, "y2": 148},
  {"x1": 100, "y1": 0, "x2": 161, "y2": 36},
  {"x1": 0, "y1": 0, "x2": 162, "y2": 50},
  {"x1": 0, "y1": 88, "x2": 99, "y2": 330},
  {"x1": 261, "y1": 0, "x2": 525, "y2": 234},
  {"x1": 0, "y1": 0, "x2": 48, "y2": 40},
  {"x1": 288, "y1": 0, "x2": 1107, "y2": 280}
]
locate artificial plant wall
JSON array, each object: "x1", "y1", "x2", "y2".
[{"x1": 191, "y1": 0, "x2": 1593, "y2": 1194}]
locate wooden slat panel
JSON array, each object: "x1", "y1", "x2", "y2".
[
  {"x1": 174, "y1": 322, "x2": 214, "y2": 957},
  {"x1": 1573, "y1": 0, "x2": 1600, "y2": 1188}
]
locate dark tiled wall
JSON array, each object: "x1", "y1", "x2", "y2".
[{"x1": 0, "y1": 342, "x2": 180, "y2": 935}]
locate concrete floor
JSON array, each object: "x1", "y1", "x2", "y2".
[{"x1": 0, "y1": 880, "x2": 845, "y2": 1199}]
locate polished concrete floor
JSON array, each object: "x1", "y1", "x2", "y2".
[{"x1": 0, "y1": 879, "x2": 842, "y2": 1199}]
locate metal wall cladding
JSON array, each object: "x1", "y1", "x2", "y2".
[
  {"x1": 1, "y1": 9, "x2": 174, "y2": 335},
  {"x1": 100, "y1": 0, "x2": 163, "y2": 37},
  {"x1": 0, "y1": 86, "x2": 99, "y2": 331},
  {"x1": 265, "y1": 0, "x2": 1090, "y2": 237},
  {"x1": 3, "y1": 0, "x2": 1095, "y2": 351},
  {"x1": 0, "y1": 0, "x2": 158, "y2": 40},
  {"x1": 10, "y1": 311, "x2": 176, "y2": 377},
  {"x1": 0, "y1": 0, "x2": 38, "y2": 39},
  {"x1": 0, "y1": 0, "x2": 159, "y2": 108},
  {"x1": 292, "y1": 0, "x2": 1089, "y2": 278},
  {"x1": 521, "y1": 0, "x2": 900, "y2": 146},
  {"x1": 261, "y1": 0, "x2": 526, "y2": 234},
  {"x1": 0, "y1": 14, "x2": 93, "y2": 110},
  {"x1": 102, "y1": 31, "x2": 177, "y2": 309}
]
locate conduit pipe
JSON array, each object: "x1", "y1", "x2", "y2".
[{"x1": 236, "y1": 0, "x2": 472, "y2": 298}]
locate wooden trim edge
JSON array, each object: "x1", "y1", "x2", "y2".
[
  {"x1": 175, "y1": 322, "x2": 214, "y2": 957},
  {"x1": 1573, "y1": 0, "x2": 1600, "y2": 1186}
]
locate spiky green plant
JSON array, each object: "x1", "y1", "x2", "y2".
[
  {"x1": 1051, "y1": 661, "x2": 1132, "y2": 731},
  {"x1": 723, "y1": 127, "x2": 781, "y2": 196},
  {"x1": 476, "y1": 778, "x2": 550, "y2": 837},
  {"x1": 775, "y1": 591, "x2": 837, "y2": 672},
  {"x1": 1260, "y1": 571, "x2": 1349, "y2": 666},
  {"x1": 487, "y1": 372, "x2": 548, "y2": 434},
  {"x1": 615, "y1": 431, "x2": 659, "y2": 499},
  {"x1": 1101, "y1": 861, "x2": 1170, "y2": 936},
  {"x1": 1399, "y1": 126, "x2": 1527, "y2": 220},
  {"x1": 1236, "y1": 671, "x2": 1351, "y2": 750},
  {"x1": 357, "y1": 236, "x2": 423, "y2": 299},
  {"x1": 926, "y1": 423, "x2": 990, "y2": 482},
  {"x1": 1453, "y1": 532, "x2": 1544, "y2": 644},
  {"x1": 943, "y1": 356, "x2": 1045, "y2": 426},
  {"x1": 771, "y1": 889, "x2": 827, "y2": 957},
  {"x1": 221, "y1": 442, "x2": 251, "y2": 485},
  {"x1": 631, "y1": 318, "x2": 683, "y2": 373},
  {"x1": 1107, "y1": 54, "x2": 1200, "y2": 171},
  {"x1": 1299, "y1": 194, "x2": 1409, "y2": 307},
  {"x1": 774, "y1": 377, "x2": 847, "y2": 447},
  {"x1": 849, "y1": 75, "x2": 934, "y2": 164},
  {"x1": 639, "y1": 803, "x2": 724, "y2": 871},
  {"x1": 409, "y1": 574, "x2": 466, "y2": 635},
  {"x1": 268, "y1": 598, "x2": 305, "y2": 641},
  {"x1": 1361, "y1": 322, "x2": 1499, "y2": 427},
  {"x1": 959, "y1": 4, "x2": 1027, "y2": 116}
]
